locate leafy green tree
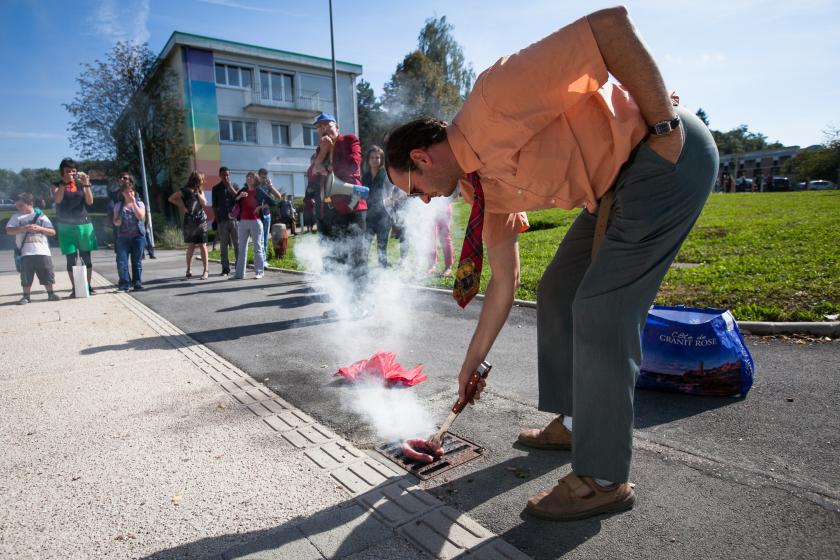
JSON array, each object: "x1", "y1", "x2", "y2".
[
  {"x1": 64, "y1": 41, "x2": 155, "y2": 161},
  {"x1": 0, "y1": 169, "x2": 19, "y2": 198},
  {"x1": 417, "y1": 16, "x2": 475, "y2": 98},
  {"x1": 17, "y1": 168, "x2": 61, "y2": 202},
  {"x1": 382, "y1": 15, "x2": 474, "y2": 122},
  {"x1": 711, "y1": 125, "x2": 783, "y2": 155},
  {"x1": 65, "y1": 42, "x2": 190, "y2": 213},
  {"x1": 784, "y1": 146, "x2": 839, "y2": 183},
  {"x1": 356, "y1": 79, "x2": 391, "y2": 151},
  {"x1": 695, "y1": 108, "x2": 710, "y2": 126}
]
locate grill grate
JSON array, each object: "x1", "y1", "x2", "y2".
[{"x1": 375, "y1": 433, "x2": 484, "y2": 480}]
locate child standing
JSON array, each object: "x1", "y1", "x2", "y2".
[{"x1": 5, "y1": 192, "x2": 60, "y2": 304}]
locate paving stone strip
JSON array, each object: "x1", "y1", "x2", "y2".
[{"x1": 91, "y1": 273, "x2": 530, "y2": 560}]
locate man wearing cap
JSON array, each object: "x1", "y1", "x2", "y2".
[
  {"x1": 384, "y1": 7, "x2": 718, "y2": 520},
  {"x1": 307, "y1": 113, "x2": 368, "y2": 307}
]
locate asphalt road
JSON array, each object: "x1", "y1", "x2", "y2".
[{"x1": 23, "y1": 247, "x2": 838, "y2": 560}]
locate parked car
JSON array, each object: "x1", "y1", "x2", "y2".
[
  {"x1": 764, "y1": 176, "x2": 791, "y2": 192},
  {"x1": 807, "y1": 179, "x2": 838, "y2": 190},
  {"x1": 0, "y1": 198, "x2": 16, "y2": 210},
  {"x1": 734, "y1": 177, "x2": 753, "y2": 192},
  {"x1": 795, "y1": 181, "x2": 808, "y2": 191}
]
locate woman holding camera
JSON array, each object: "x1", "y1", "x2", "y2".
[
  {"x1": 53, "y1": 157, "x2": 98, "y2": 296},
  {"x1": 112, "y1": 173, "x2": 146, "y2": 291},
  {"x1": 168, "y1": 171, "x2": 209, "y2": 279}
]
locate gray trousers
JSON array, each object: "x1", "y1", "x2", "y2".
[
  {"x1": 235, "y1": 219, "x2": 265, "y2": 278},
  {"x1": 217, "y1": 220, "x2": 239, "y2": 273},
  {"x1": 536, "y1": 108, "x2": 718, "y2": 483}
]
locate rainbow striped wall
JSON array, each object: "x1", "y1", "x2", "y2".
[{"x1": 181, "y1": 47, "x2": 220, "y2": 188}]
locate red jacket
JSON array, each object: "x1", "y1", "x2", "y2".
[{"x1": 307, "y1": 133, "x2": 366, "y2": 215}]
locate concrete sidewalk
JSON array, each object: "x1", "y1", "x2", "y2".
[{"x1": 0, "y1": 268, "x2": 525, "y2": 559}]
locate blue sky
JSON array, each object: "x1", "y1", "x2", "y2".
[{"x1": 1, "y1": 0, "x2": 838, "y2": 171}]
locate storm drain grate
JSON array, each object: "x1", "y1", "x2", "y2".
[{"x1": 375, "y1": 433, "x2": 484, "y2": 480}]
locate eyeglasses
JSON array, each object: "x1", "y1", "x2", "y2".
[{"x1": 406, "y1": 167, "x2": 425, "y2": 198}]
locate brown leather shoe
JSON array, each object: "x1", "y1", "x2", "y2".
[
  {"x1": 526, "y1": 472, "x2": 635, "y2": 521},
  {"x1": 517, "y1": 416, "x2": 572, "y2": 450}
]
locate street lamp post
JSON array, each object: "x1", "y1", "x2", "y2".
[
  {"x1": 329, "y1": 0, "x2": 339, "y2": 119},
  {"x1": 137, "y1": 127, "x2": 155, "y2": 248}
]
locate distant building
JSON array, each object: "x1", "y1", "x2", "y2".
[
  {"x1": 718, "y1": 146, "x2": 800, "y2": 181},
  {"x1": 122, "y1": 31, "x2": 363, "y2": 202}
]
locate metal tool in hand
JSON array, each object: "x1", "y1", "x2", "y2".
[{"x1": 428, "y1": 361, "x2": 492, "y2": 448}]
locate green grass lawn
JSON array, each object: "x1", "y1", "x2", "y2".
[{"x1": 214, "y1": 191, "x2": 839, "y2": 322}]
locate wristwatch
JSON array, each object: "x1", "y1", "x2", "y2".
[{"x1": 649, "y1": 115, "x2": 681, "y2": 136}]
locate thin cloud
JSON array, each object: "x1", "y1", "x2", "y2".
[
  {"x1": 90, "y1": 0, "x2": 150, "y2": 44},
  {"x1": 196, "y1": 0, "x2": 304, "y2": 16},
  {"x1": 0, "y1": 131, "x2": 65, "y2": 140}
]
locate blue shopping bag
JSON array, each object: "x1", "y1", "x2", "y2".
[{"x1": 638, "y1": 306, "x2": 755, "y2": 397}]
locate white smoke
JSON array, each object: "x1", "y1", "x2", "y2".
[
  {"x1": 292, "y1": 192, "x2": 458, "y2": 440},
  {"x1": 340, "y1": 378, "x2": 436, "y2": 442}
]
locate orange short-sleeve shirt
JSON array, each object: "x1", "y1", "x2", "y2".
[{"x1": 449, "y1": 16, "x2": 648, "y2": 247}]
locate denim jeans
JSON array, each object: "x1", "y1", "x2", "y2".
[
  {"x1": 116, "y1": 235, "x2": 146, "y2": 289},
  {"x1": 235, "y1": 219, "x2": 265, "y2": 278}
]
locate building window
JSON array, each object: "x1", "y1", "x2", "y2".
[
  {"x1": 215, "y1": 63, "x2": 253, "y2": 89},
  {"x1": 219, "y1": 118, "x2": 257, "y2": 143},
  {"x1": 303, "y1": 125, "x2": 318, "y2": 147},
  {"x1": 260, "y1": 70, "x2": 295, "y2": 102},
  {"x1": 272, "y1": 123, "x2": 290, "y2": 146}
]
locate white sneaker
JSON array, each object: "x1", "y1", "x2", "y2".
[{"x1": 254, "y1": 273, "x2": 264, "y2": 279}]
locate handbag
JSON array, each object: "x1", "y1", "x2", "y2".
[
  {"x1": 73, "y1": 261, "x2": 89, "y2": 298},
  {"x1": 637, "y1": 305, "x2": 755, "y2": 397}
]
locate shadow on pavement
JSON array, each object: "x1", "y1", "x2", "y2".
[
  {"x1": 634, "y1": 389, "x2": 742, "y2": 429},
  {"x1": 217, "y1": 292, "x2": 330, "y2": 312},
  {"x1": 79, "y1": 313, "x2": 340, "y2": 355}
]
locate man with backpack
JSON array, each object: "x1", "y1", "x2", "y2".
[{"x1": 6, "y1": 192, "x2": 60, "y2": 304}]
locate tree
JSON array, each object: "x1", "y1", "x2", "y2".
[
  {"x1": 695, "y1": 108, "x2": 710, "y2": 127},
  {"x1": 17, "y1": 168, "x2": 60, "y2": 201},
  {"x1": 711, "y1": 124, "x2": 783, "y2": 155},
  {"x1": 383, "y1": 51, "x2": 462, "y2": 121},
  {"x1": 784, "y1": 146, "x2": 839, "y2": 183},
  {"x1": 356, "y1": 79, "x2": 391, "y2": 151},
  {"x1": 64, "y1": 42, "x2": 155, "y2": 161},
  {"x1": 65, "y1": 42, "x2": 190, "y2": 213},
  {"x1": 112, "y1": 65, "x2": 192, "y2": 213},
  {"x1": 417, "y1": 16, "x2": 474, "y2": 98},
  {"x1": 382, "y1": 15, "x2": 474, "y2": 122}
]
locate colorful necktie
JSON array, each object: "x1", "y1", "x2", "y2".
[{"x1": 453, "y1": 172, "x2": 484, "y2": 308}]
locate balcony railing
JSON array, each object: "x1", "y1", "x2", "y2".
[{"x1": 243, "y1": 90, "x2": 334, "y2": 117}]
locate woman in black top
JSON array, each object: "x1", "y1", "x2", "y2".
[
  {"x1": 168, "y1": 171, "x2": 209, "y2": 279},
  {"x1": 52, "y1": 157, "x2": 98, "y2": 296},
  {"x1": 362, "y1": 145, "x2": 394, "y2": 268}
]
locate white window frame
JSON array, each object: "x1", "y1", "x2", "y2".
[
  {"x1": 259, "y1": 69, "x2": 296, "y2": 103},
  {"x1": 219, "y1": 118, "x2": 257, "y2": 144},
  {"x1": 215, "y1": 63, "x2": 254, "y2": 89},
  {"x1": 303, "y1": 125, "x2": 318, "y2": 147},
  {"x1": 271, "y1": 122, "x2": 291, "y2": 146}
]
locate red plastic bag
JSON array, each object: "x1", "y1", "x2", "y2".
[{"x1": 336, "y1": 352, "x2": 426, "y2": 386}]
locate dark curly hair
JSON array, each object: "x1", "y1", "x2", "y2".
[{"x1": 384, "y1": 117, "x2": 448, "y2": 172}]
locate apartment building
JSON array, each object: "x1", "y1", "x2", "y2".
[{"x1": 135, "y1": 31, "x2": 362, "y2": 200}]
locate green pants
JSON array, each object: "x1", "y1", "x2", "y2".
[
  {"x1": 56, "y1": 222, "x2": 98, "y2": 255},
  {"x1": 536, "y1": 108, "x2": 718, "y2": 483}
]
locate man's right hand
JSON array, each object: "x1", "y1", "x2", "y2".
[
  {"x1": 645, "y1": 127, "x2": 684, "y2": 165},
  {"x1": 319, "y1": 135, "x2": 334, "y2": 153}
]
